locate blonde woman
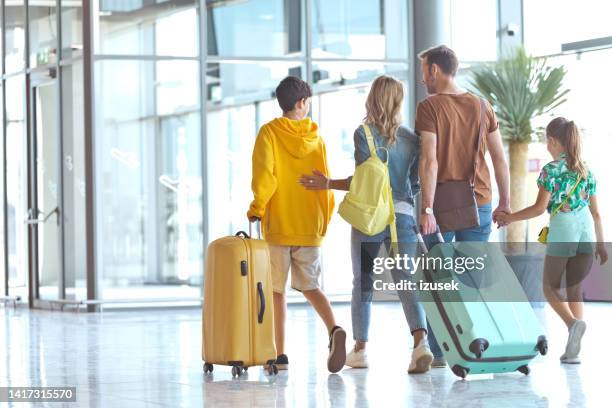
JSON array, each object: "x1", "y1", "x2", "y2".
[{"x1": 300, "y1": 76, "x2": 434, "y2": 373}]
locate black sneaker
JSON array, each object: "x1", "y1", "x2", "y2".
[{"x1": 327, "y1": 326, "x2": 347, "y2": 373}]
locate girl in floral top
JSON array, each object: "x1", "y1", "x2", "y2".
[{"x1": 497, "y1": 117, "x2": 607, "y2": 364}]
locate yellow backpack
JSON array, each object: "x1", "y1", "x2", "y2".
[{"x1": 338, "y1": 124, "x2": 397, "y2": 246}]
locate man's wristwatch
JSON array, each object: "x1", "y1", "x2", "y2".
[{"x1": 422, "y1": 207, "x2": 434, "y2": 215}]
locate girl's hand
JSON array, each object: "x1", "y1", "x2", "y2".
[
  {"x1": 596, "y1": 243, "x2": 608, "y2": 265},
  {"x1": 299, "y1": 169, "x2": 329, "y2": 190},
  {"x1": 494, "y1": 212, "x2": 512, "y2": 226}
]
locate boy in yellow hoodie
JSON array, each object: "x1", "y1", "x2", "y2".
[{"x1": 247, "y1": 76, "x2": 346, "y2": 373}]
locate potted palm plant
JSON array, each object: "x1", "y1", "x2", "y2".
[{"x1": 470, "y1": 47, "x2": 569, "y2": 244}]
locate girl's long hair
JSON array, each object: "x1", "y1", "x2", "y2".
[
  {"x1": 364, "y1": 76, "x2": 404, "y2": 145},
  {"x1": 546, "y1": 117, "x2": 587, "y2": 178}
]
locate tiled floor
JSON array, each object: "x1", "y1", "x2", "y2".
[{"x1": 1, "y1": 302, "x2": 609, "y2": 407}]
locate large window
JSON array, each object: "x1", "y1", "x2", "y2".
[
  {"x1": 95, "y1": 57, "x2": 202, "y2": 299},
  {"x1": 448, "y1": 0, "x2": 497, "y2": 62},
  {"x1": 97, "y1": 0, "x2": 199, "y2": 56},
  {"x1": 28, "y1": 2, "x2": 58, "y2": 67},
  {"x1": 206, "y1": 0, "x2": 411, "y2": 299},
  {"x1": 0, "y1": 84, "x2": 4, "y2": 297},
  {"x1": 524, "y1": 0, "x2": 612, "y2": 56},
  {"x1": 0, "y1": 0, "x2": 412, "y2": 305},
  {"x1": 5, "y1": 75, "x2": 27, "y2": 299},
  {"x1": 5, "y1": 1, "x2": 26, "y2": 73},
  {"x1": 62, "y1": 62, "x2": 87, "y2": 300},
  {"x1": 61, "y1": 0, "x2": 83, "y2": 58},
  {"x1": 312, "y1": 0, "x2": 408, "y2": 60},
  {"x1": 208, "y1": 0, "x2": 300, "y2": 57},
  {"x1": 522, "y1": 3, "x2": 612, "y2": 241}
]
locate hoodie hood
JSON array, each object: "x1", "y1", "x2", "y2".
[{"x1": 268, "y1": 117, "x2": 320, "y2": 158}]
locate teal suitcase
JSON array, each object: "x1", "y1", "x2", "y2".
[{"x1": 415, "y1": 233, "x2": 548, "y2": 378}]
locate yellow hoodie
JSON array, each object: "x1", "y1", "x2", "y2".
[{"x1": 247, "y1": 117, "x2": 335, "y2": 246}]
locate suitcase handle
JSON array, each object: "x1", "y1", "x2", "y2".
[
  {"x1": 414, "y1": 225, "x2": 445, "y2": 254},
  {"x1": 236, "y1": 231, "x2": 249, "y2": 238},
  {"x1": 257, "y1": 282, "x2": 265, "y2": 324},
  {"x1": 249, "y1": 220, "x2": 262, "y2": 240}
]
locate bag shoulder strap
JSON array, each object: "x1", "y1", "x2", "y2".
[
  {"x1": 471, "y1": 97, "x2": 487, "y2": 185},
  {"x1": 551, "y1": 175, "x2": 583, "y2": 217},
  {"x1": 362, "y1": 125, "x2": 398, "y2": 254},
  {"x1": 363, "y1": 124, "x2": 389, "y2": 164}
]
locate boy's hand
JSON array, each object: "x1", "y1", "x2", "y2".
[
  {"x1": 248, "y1": 216, "x2": 261, "y2": 223},
  {"x1": 596, "y1": 243, "x2": 608, "y2": 265},
  {"x1": 299, "y1": 170, "x2": 329, "y2": 190}
]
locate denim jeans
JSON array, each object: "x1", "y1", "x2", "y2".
[
  {"x1": 423, "y1": 203, "x2": 493, "y2": 357},
  {"x1": 350, "y1": 213, "x2": 427, "y2": 342}
]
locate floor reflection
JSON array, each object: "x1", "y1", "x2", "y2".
[{"x1": 1, "y1": 303, "x2": 608, "y2": 407}]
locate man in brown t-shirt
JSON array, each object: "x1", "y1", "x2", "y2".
[
  {"x1": 414, "y1": 45, "x2": 511, "y2": 367},
  {"x1": 415, "y1": 45, "x2": 510, "y2": 239}
]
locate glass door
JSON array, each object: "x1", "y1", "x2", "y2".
[{"x1": 26, "y1": 72, "x2": 64, "y2": 302}]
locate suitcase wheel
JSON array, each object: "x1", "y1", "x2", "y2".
[
  {"x1": 517, "y1": 365, "x2": 530, "y2": 375},
  {"x1": 536, "y1": 336, "x2": 548, "y2": 356},
  {"x1": 451, "y1": 364, "x2": 470, "y2": 379},
  {"x1": 469, "y1": 338, "x2": 489, "y2": 359},
  {"x1": 231, "y1": 365, "x2": 245, "y2": 377},
  {"x1": 203, "y1": 363, "x2": 213, "y2": 374},
  {"x1": 266, "y1": 364, "x2": 279, "y2": 375}
]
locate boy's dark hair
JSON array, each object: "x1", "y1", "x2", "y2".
[
  {"x1": 418, "y1": 45, "x2": 459, "y2": 77},
  {"x1": 275, "y1": 76, "x2": 312, "y2": 113}
]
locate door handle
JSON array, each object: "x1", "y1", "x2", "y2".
[{"x1": 25, "y1": 207, "x2": 60, "y2": 225}]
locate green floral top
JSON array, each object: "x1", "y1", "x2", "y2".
[{"x1": 537, "y1": 153, "x2": 596, "y2": 214}]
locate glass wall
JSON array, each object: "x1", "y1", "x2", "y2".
[
  {"x1": 93, "y1": 3, "x2": 203, "y2": 300},
  {"x1": 208, "y1": 0, "x2": 411, "y2": 297},
  {"x1": 0, "y1": 83, "x2": 4, "y2": 296},
  {"x1": 97, "y1": 0, "x2": 198, "y2": 56},
  {"x1": 1, "y1": 0, "x2": 413, "y2": 305},
  {"x1": 62, "y1": 62, "x2": 87, "y2": 300},
  {"x1": 522, "y1": 5, "x2": 612, "y2": 241},
  {"x1": 524, "y1": 0, "x2": 612, "y2": 56},
  {"x1": 5, "y1": 75, "x2": 27, "y2": 299},
  {"x1": 28, "y1": 1, "x2": 58, "y2": 67},
  {"x1": 61, "y1": 0, "x2": 83, "y2": 58},
  {"x1": 5, "y1": 1, "x2": 26, "y2": 73},
  {"x1": 448, "y1": 0, "x2": 497, "y2": 62}
]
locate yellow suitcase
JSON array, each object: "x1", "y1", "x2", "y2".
[{"x1": 202, "y1": 224, "x2": 277, "y2": 377}]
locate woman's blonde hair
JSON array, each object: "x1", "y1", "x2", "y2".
[{"x1": 364, "y1": 76, "x2": 404, "y2": 145}]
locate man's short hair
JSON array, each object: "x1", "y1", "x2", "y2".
[
  {"x1": 418, "y1": 45, "x2": 459, "y2": 77},
  {"x1": 275, "y1": 76, "x2": 312, "y2": 113}
]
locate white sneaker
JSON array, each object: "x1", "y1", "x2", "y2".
[
  {"x1": 408, "y1": 341, "x2": 434, "y2": 374},
  {"x1": 560, "y1": 353, "x2": 581, "y2": 364},
  {"x1": 565, "y1": 320, "x2": 587, "y2": 359},
  {"x1": 345, "y1": 348, "x2": 369, "y2": 368}
]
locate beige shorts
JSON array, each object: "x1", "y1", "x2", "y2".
[{"x1": 268, "y1": 245, "x2": 322, "y2": 294}]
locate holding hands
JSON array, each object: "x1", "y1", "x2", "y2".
[{"x1": 493, "y1": 204, "x2": 513, "y2": 228}]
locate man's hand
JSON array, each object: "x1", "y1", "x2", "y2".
[
  {"x1": 493, "y1": 203, "x2": 512, "y2": 228},
  {"x1": 420, "y1": 213, "x2": 437, "y2": 235}
]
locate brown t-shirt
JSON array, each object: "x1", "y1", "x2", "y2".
[{"x1": 415, "y1": 93, "x2": 499, "y2": 206}]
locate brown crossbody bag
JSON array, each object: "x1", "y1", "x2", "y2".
[{"x1": 433, "y1": 97, "x2": 486, "y2": 233}]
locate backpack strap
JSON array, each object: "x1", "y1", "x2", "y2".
[
  {"x1": 363, "y1": 124, "x2": 398, "y2": 254},
  {"x1": 363, "y1": 124, "x2": 389, "y2": 164}
]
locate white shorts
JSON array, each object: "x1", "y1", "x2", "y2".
[{"x1": 268, "y1": 245, "x2": 322, "y2": 294}]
